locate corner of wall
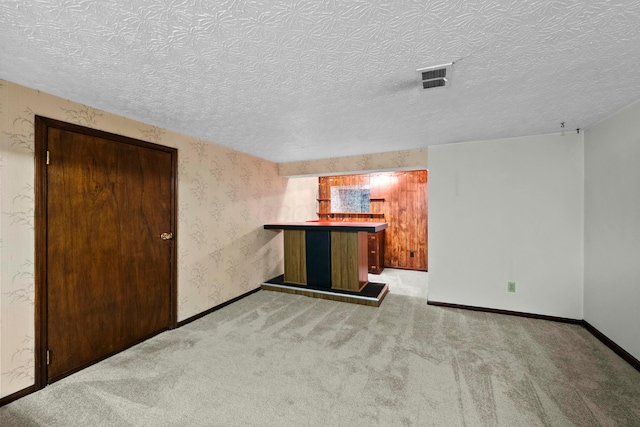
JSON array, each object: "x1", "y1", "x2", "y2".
[{"x1": 583, "y1": 96, "x2": 640, "y2": 361}]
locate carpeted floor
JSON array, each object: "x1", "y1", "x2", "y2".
[{"x1": 1, "y1": 269, "x2": 639, "y2": 426}]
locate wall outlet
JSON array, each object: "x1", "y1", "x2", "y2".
[{"x1": 507, "y1": 282, "x2": 516, "y2": 292}]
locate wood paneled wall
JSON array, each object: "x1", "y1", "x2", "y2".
[{"x1": 318, "y1": 170, "x2": 428, "y2": 271}]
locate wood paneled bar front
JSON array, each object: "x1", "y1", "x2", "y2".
[{"x1": 264, "y1": 221, "x2": 388, "y2": 291}]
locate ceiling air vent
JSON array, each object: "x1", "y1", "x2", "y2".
[{"x1": 417, "y1": 63, "x2": 452, "y2": 90}]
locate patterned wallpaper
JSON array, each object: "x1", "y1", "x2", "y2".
[
  {"x1": 0, "y1": 79, "x2": 317, "y2": 399},
  {"x1": 278, "y1": 148, "x2": 428, "y2": 177}
]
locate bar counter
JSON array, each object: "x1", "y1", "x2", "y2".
[{"x1": 264, "y1": 221, "x2": 388, "y2": 292}]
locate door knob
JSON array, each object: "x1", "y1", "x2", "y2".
[{"x1": 160, "y1": 232, "x2": 173, "y2": 240}]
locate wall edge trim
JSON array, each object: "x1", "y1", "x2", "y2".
[
  {"x1": 582, "y1": 320, "x2": 640, "y2": 372},
  {"x1": 427, "y1": 300, "x2": 640, "y2": 372},
  {"x1": 426, "y1": 300, "x2": 582, "y2": 324},
  {"x1": 176, "y1": 287, "x2": 261, "y2": 327},
  {"x1": 0, "y1": 385, "x2": 36, "y2": 407}
]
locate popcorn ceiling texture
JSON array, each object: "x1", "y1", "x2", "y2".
[{"x1": 2, "y1": 1, "x2": 640, "y2": 162}]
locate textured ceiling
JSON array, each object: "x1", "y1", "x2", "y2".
[{"x1": 2, "y1": 1, "x2": 640, "y2": 163}]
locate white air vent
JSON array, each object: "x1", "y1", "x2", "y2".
[{"x1": 417, "y1": 63, "x2": 452, "y2": 90}]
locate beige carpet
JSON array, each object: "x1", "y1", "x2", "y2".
[{"x1": 1, "y1": 269, "x2": 639, "y2": 426}]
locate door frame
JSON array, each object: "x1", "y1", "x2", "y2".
[{"x1": 34, "y1": 116, "x2": 178, "y2": 389}]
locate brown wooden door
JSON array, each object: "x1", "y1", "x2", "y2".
[{"x1": 42, "y1": 122, "x2": 175, "y2": 383}]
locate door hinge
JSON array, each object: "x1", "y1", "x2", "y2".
[
  {"x1": 46, "y1": 150, "x2": 50, "y2": 165},
  {"x1": 46, "y1": 350, "x2": 50, "y2": 365}
]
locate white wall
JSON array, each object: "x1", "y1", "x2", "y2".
[
  {"x1": 428, "y1": 133, "x2": 584, "y2": 319},
  {"x1": 584, "y1": 99, "x2": 640, "y2": 361}
]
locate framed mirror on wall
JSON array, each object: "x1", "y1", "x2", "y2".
[{"x1": 330, "y1": 185, "x2": 370, "y2": 213}]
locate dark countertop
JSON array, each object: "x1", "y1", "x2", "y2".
[{"x1": 264, "y1": 221, "x2": 388, "y2": 233}]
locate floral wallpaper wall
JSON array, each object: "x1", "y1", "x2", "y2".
[
  {"x1": 278, "y1": 148, "x2": 429, "y2": 177},
  {"x1": 0, "y1": 79, "x2": 317, "y2": 399}
]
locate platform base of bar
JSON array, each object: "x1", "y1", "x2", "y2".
[{"x1": 262, "y1": 275, "x2": 388, "y2": 307}]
